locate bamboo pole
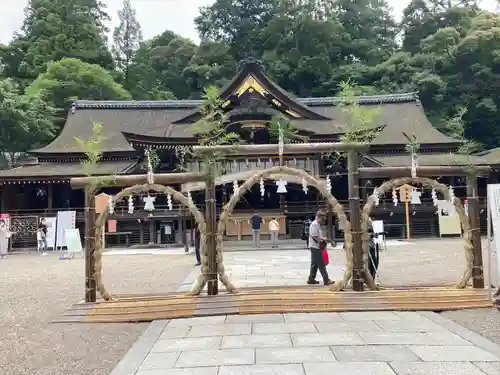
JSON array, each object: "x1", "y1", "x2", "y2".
[
  {"x1": 467, "y1": 172, "x2": 484, "y2": 289},
  {"x1": 347, "y1": 150, "x2": 363, "y2": 291},
  {"x1": 192, "y1": 142, "x2": 370, "y2": 156},
  {"x1": 404, "y1": 201, "x2": 410, "y2": 240},
  {"x1": 70, "y1": 172, "x2": 209, "y2": 189},
  {"x1": 205, "y1": 177, "x2": 218, "y2": 295},
  {"x1": 84, "y1": 187, "x2": 97, "y2": 303},
  {"x1": 359, "y1": 166, "x2": 490, "y2": 178}
]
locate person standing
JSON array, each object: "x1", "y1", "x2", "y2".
[
  {"x1": 250, "y1": 211, "x2": 263, "y2": 248},
  {"x1": 268, "y1": 217, "x2": 280, "y2": 248},
  {"x1": 38, "y1": 218, "x2": 48, "y2": 256},
  {"x1": 308, "y1": 210, "x2": 334, "y2": 285},
  {"x1": 194, "y1": 226, "x2": 201, "y2": 266},
  {"x1": 0, "y1": 219, "x2": 11, "y2": 259}
]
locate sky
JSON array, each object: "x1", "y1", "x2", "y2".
[{"x1": 0, "y1": 0, "x2": 498, "y2": 45}]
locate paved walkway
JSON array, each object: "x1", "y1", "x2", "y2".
[
  {"x1": 111, "y1": 239, "x2": 500, "y2": 375},
  {"x1": 111, "y1": 311, "x2": 500, "y2": 375}
]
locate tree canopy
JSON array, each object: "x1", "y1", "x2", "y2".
[{"x1": 1, "y1": 0, "x2": 500, "y2": 162}]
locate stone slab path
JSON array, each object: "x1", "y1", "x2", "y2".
[{"x1": 111, "y1": 310, "x2": 500, "y2": 375}]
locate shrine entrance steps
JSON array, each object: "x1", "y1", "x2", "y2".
[{"x1": 54, "y1": 286, "x2": 492, "y2": 324}]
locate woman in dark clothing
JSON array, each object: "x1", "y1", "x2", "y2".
[{"x1": 367, "y1": 227, "x2": 379, "y2": 280}]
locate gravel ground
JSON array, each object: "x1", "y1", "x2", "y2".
[
  {"x1": 0, "y1": 251, "x2": 195, "y2": 375},
  {"x1": 442, "y1": 308, "x2": 500, "y2": 345}
]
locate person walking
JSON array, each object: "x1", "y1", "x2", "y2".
[
  {"x1": 307, "y1": 210, "x2": 334, "y2": 285},
  {"x1": 268, "y1": 217, "x2": 280, "y2": 248},
  {"x1": 250, "y1": 211, "x2": 263, "y2": 248},
  {"x1": 38, "y1": 218, "x2": 48, "y2": 256},
  {"x1": 0, "y1": 219, "x2": 11, "y2": 259}
]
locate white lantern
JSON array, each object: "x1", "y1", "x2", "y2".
[{"x1": 276, "y1": 179, "x2": 288, "y2": 193}]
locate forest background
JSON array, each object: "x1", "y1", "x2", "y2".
[{"x1": 0, "y1": 0, "x2": 499, "y2": 167}]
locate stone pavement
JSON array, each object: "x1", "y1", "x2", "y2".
[{"x1": 111, "y1": 311, "x2": 500, "y2": 375}]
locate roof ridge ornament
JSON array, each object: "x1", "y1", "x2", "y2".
[{"x1": 238, "y1": 57, "x2": 264, "y2": 71}]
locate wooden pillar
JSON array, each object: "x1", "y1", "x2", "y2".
[
  {"x1": 139, "y1": 220, "x2": 144, "y2": 244},
  {"x1": 149, "y1": 219, "x2": 154, "y2": 244},
  {"x1": 47, "y1": 184, "x2": 53, "y2": 210},
  {"x1": 181, "y1": 207, "x2": 188, "y2": 251},
  {"x1": 205, "y1": 177, "x2": 218, "y2": 295},
  {"x1": 347, "y1": 150, "x2": 364, "y2": 291},
  {"x1": 467, "y1": 172, "x2": 484, "y2": 289},
  {"x1": 84, "y1": 187, "x2": 96, "y2": 303}
]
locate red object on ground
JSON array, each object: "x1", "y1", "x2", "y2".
[{"x1": 322, "y1": 249, "x2": 329, "y2": 265}]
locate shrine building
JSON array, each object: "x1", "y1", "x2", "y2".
[{"x1": 0, "y1": 58, "x2": 497, "y2": 249}]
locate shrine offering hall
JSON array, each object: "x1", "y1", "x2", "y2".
[{"x1": 0, "y1": 58, "x2": 498, "y2": 250}]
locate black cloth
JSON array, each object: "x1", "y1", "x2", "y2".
[
  {"x1": 194, "y1": 229, "x2": 201, "y2": 263},
  {"x1": 308, "y1": 247, "x2": 329, "y2": 283},
  {"x1": 368, "y1": 241, "x2": 379, "y2": 279},
  {"x1": 38, "y1": 223, "x2": 47, "y2": 235},
  {"x1": 251, "y1": 214, "x2": 262, "y2": 230}
]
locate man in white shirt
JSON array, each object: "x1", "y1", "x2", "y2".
[
  {"x1": 268, "y1": 217, "x2": 280, "y2": 248},
  {"x1": 308, "y1": 210, "x2": 334, "y2": 285}
]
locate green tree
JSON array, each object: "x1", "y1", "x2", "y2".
[
  {"x1": 112, "y1": 0, "x2": 143, "y2": 90},
  {"x1": 25, "y1": 58, "x2": 130, "y2": 129},
  {"x1": 0, "y1": 0, "x2": 113, "y2": 85},
  {"x1": 0, "y1": 79, "x2": 55, "y2": 167}
]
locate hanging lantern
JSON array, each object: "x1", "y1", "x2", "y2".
[
  {"x1": 448, "y1": 185, "x2": 455, "y2": 203},
  {"x1": 260, "y1": 177, "x2": 265, "y2": 197},
  {"x1": 373, "y1": 187, "x2": 380, "y2": 206},
  {"x1": 302, "y1": 178, "x2": 308, "y2": 194},
  {"x1": 410, "y1": 189, "x2": 421, "y2": 204},
  {"x1": 143, "y1": 194, "x2": 156, "y2": 216},
  {"x1": 167, "y1": 193, "x2": 173, "y2": 211},
  {"x1": 431, "y1": 188, "x2": 438, "y2": 207},
  {"x1": 392, "y1": 188, "x2": 398, "y2": 206},
  {"x1": 107, "y1": 195, "x2": 114, "y2": 215},
  {"x1": 276, "y1": 179, "x2": 288, "y2": 193},
  {"x1": 233, "y1": 180, "x2": 239, "y2": 193},
  {"x1": 128, "y1": 196, "x2": 134, "y2": 214}
]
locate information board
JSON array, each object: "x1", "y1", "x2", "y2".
[
  {"x1": 63, "y1": 229, "x2": 82, "y2": 253},
  {"x1": 487, "y1": 184, "x2": 500, "y2": 281},
  {"x1": 56, "y1": 211, "x2": 76, "y2": 248},
  {"x1": 42, "y1": 217, "x2": 57, "y2": 249},
  {"x1": 0, "y1": 213, "x2": 10, "y2": 229}
]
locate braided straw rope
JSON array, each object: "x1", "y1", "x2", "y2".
[
  {"x1": 218, "y1": 166, "x2": 353, "y2": 293},
  {"x1": 94, "y1": 183, "x2": 207, "y2": 301},
  {"x1": 362, "y1": 177, "x2": 473, "y2": 290}
]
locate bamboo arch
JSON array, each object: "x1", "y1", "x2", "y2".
[
  {"x1": 214, "y1": 166, "x2": 354, "y2": 292},
  {"x1": 361, "y1": 177, "x2": 473, "y2": 290},
  {"x1": 94, "y1": 183, "x2": 207, "y2": 301}
]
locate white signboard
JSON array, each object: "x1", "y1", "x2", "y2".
[
  {"x1": 63, "y1": 229, "x2": 82, "y2": 253},
  {"x1": 42, "y1": 217, "x2": 57, "y2": 249},
  {"x1": 56, "y1": 211, "x2": 76, "y2": 248},
  {"x1": 487, "y1": 184, "x2": 500, "y2": 282},
  {"x1": 371, "y1": 220, "x2": 385, "y2": 245}
]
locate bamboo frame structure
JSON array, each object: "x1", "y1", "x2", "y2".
[
  {"x1": 71, "y1": 172, "x2": 219, "y2": 302},
  {"x1": 192, "y1": 142, "x2": 370, "y2": 157},
  {"x1": 210, "y1": 166, "x2": 353, "y2": 293},
  {"x1": 360, "y1": 165, "x2": 488, "y2": 290},
  {"x1": 362, "y1": 177, "x2": 473, "y2": 290}
]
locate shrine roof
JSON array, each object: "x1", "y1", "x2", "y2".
[
  {"x1": 31, "y1": 59, "x2": 459, "y2": 155},
  {"x1": 0, "y1": 160, "x2": 138, "y2": 182}
]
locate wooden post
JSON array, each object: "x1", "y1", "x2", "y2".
[
  {"x1": 181, "y1": 207, "x2": 188, "y2": 251},
  {"x1": 397, "y1": 184, "x2": 413, "y2": 240},
  {"x1": 84, "y1": 187, "x2": 96, "y2": 303},
  {"x1": 205, "y1": 177, "x2": 218, "y2": 295},
  {"x1": 347, "y1": 150, "x2": 363, "y2": 291},
  {"x1": 149, "y1": 219, "x2": 154, "y2": 244},
  {"x1": 467, "y1": 172, "x2": 484, "y2": 289},
  {"x1": 47, "y1": 184, "x2": 53, "y2": 210}
]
